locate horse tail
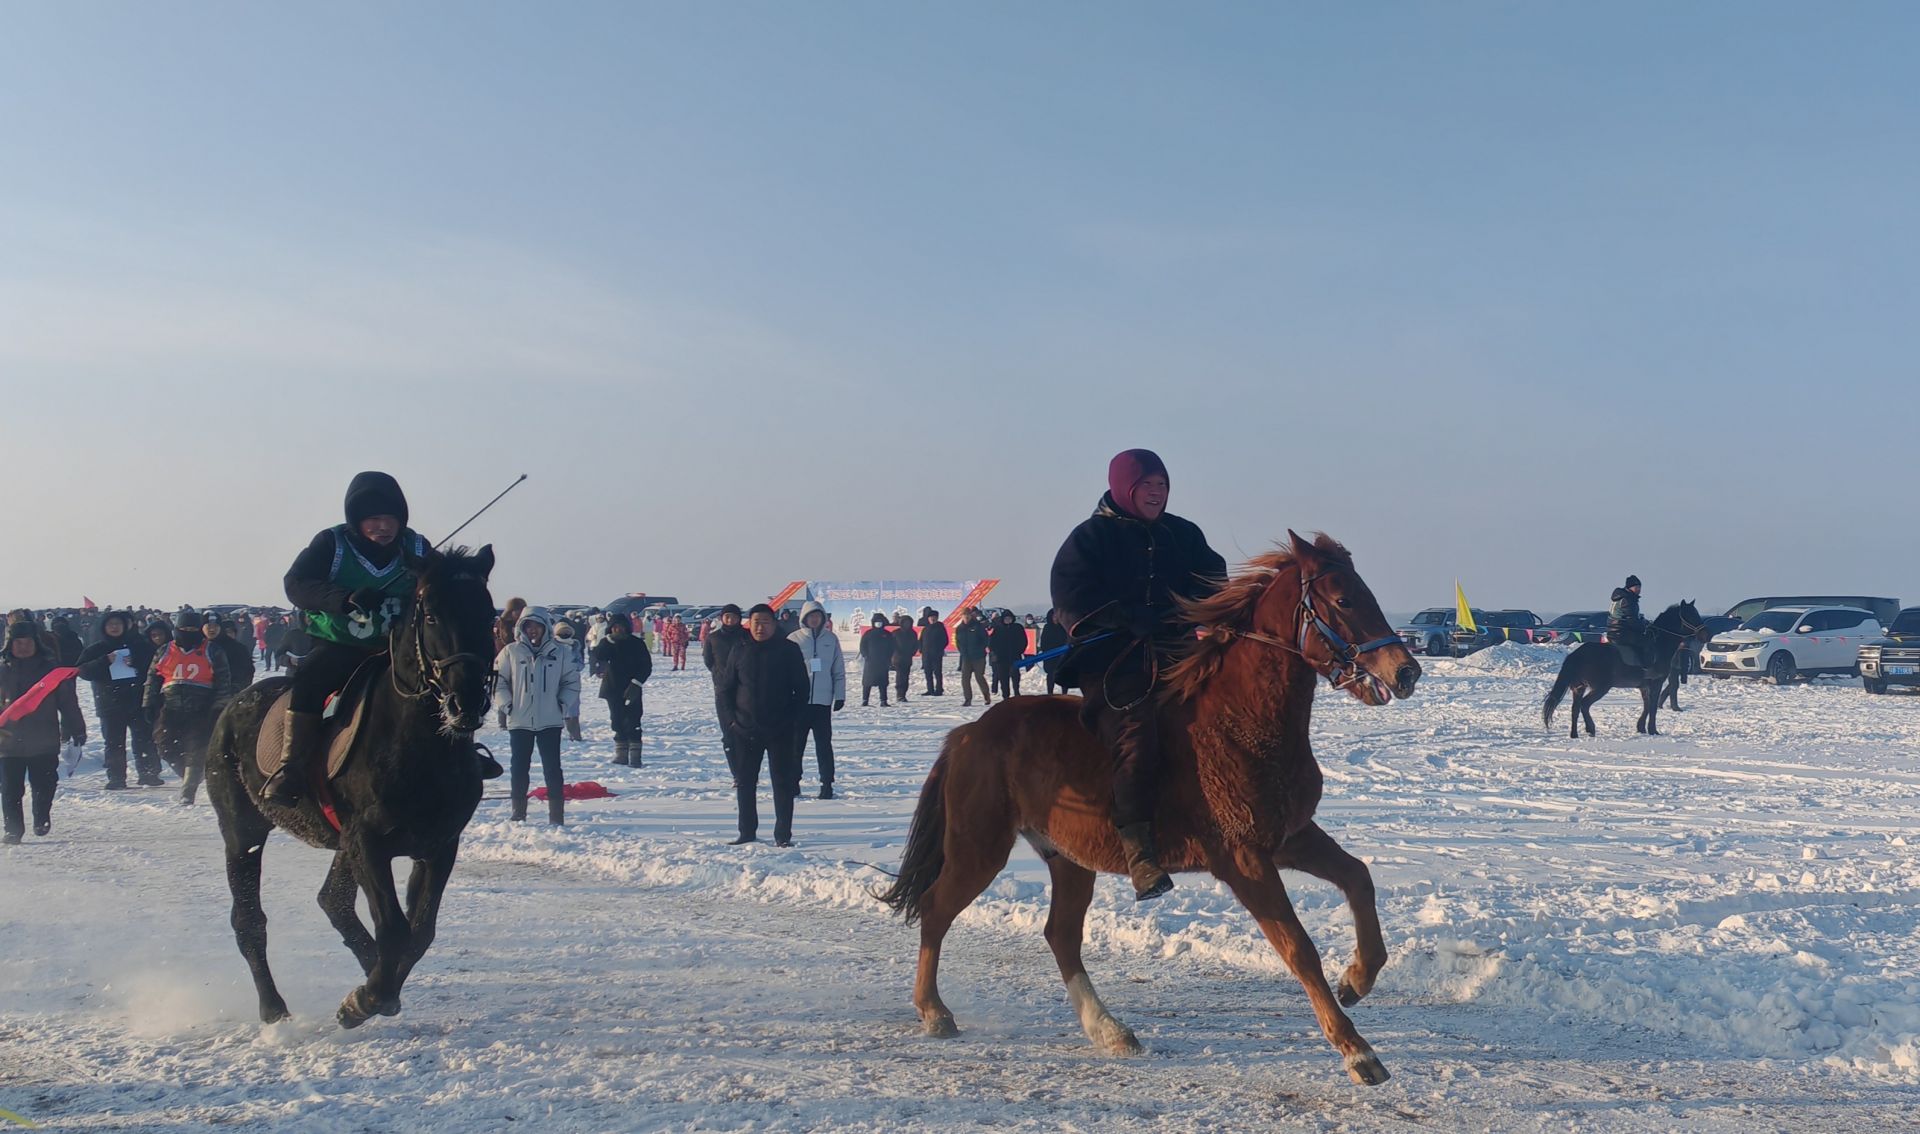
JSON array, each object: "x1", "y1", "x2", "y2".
[
  {"x1": 1544, "y1": 652, "x2": 1577, "y2": 726},
  {"x1": 873, "y1": 742, "x2": 953, "y2": 925}
]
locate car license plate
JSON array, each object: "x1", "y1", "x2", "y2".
[
  {"x1": 1890, "y1": 666, "x2": 1916, "y2": 676},
  {"x1": 1708, "y1": 654, "x2": 1728, "y2": 666}
]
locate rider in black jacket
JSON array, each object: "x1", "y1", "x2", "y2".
[{"x1": 1050, "y1": 449, "x2": 1226, "y2": 901}]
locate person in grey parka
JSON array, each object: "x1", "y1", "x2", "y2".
[
  {"x1": 493, "y1": 607, "x2": 581, "y2": 824},
  {"x1": 788, "y1": 601, "x2": 846, "y2": 799}
]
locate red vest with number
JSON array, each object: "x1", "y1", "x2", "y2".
[{"x1": 157, "y1": 643, "x2": 214, "y2": 689}]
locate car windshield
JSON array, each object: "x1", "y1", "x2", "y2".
[
  {"x1": 1741, "y1": 611, "x2": 1802, "y2": 633},
  {"x1": 1890, "y1": 612, "x2": 1920, "y2": 635},
  {"x1": 1411, "y1": 611, "x2": 1448, "y2": 625},
  {"x1": 1547, "y1": 614, "x2": 1590, "y2": 628}
]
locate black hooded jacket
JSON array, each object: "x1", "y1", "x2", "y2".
[
  {"x1": 285, "y1": 471, "x2": 419, "y2": 616},
  {"x1": 1608, "y1": 588, "x2": 1645, "y2": 638},
  {"x1": 591, "y1": 632, "x2": 654, "y2": 703},
  {"x1": 1049, "y1": 492, "x2": 1227, "y2": 642},
  {"x1": 76, "y1": 622, "x2": 155, "y2": 718}
]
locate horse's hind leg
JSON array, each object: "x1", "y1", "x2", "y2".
[
  {"x1": 394, "y1": 840, "x2": 459, "y2": 991},
  {"x1": 338, "y1": 830, "x2": 412, "y2": 1029},
  {"x1": 1578, "y1": 691, "x2": 1598, "y2": 737},
  {"x1": 912, "y1": 825, "x2": 1015, "y2": 1038},
  {"x1": 210, "y1": 758, "x2": 288, "y2": 1023},
  {"x1": 1210, "y1": 846, "x2": 1389, "y2": 1086},
  {"x1": 318, "y1": 854, "x2": 377, "y2": 976},
  {"x1": 1276, "y1": 823, "x2": 1386, "y2": 1008},
  {"x1": 1043, "y1": 855, "x2": 1140, "y2": 1055}
]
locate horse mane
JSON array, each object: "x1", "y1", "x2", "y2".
[
  {"x1": 1161, "y1": 534, "x2": 1353, "y2": 702},
  {"x1": 1651, "y1": 601, "x2": 1691, "y2": 630},
  {"x1": 418, "y1": 545, "x2": 487, "y2": 587}
]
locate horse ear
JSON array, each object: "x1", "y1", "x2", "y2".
[
  {"x1": 1287, "y1": 529, "x2": 1319, "y2": 566},
  {"x1": 476, "y1": 544, "x2": 496, "y2": 578}
]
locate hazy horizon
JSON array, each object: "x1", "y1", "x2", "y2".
[{"x1": 5, "y1": 3, "x2": 1916, "y2": 615}]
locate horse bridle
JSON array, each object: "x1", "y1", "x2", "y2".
[
  {"x1": 1212, "y1": 571, "x2": 1404, "y2": 692},
  {"x1": 389, "y1": 589, "x2": 496, "y2": 716}
]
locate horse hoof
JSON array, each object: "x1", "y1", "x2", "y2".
[
  {"x1": 260, "y1": 1000, "x2": 291, "y2": 1025},
  {"x1": 1094, "y1": 1020, "x2": 1143, "y2": 1056},
  {"x1": 1346, "y1": 1050, "x2": 1390, "y2": 1086},
  {"x1": 1337, "y1": 978, "x2": 1365, "y2": 1007},
  {"x1": 337, "y1": 987, "x2": 379, "y2": 1029},
  {"x1": 378, "y1": 996, "x2": 402, "y2": 1017},
  {"x1": 921, "y1": 1014, "x2": 958, "y2": 1038}
]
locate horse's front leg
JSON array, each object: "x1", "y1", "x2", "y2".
[
  {"x1": 214, "y1": 774, "x2": 288, "y2": 1023},
  {"x1": 1275, "y1": 823, "x2": 1386, "y2": 1007},
  {"x1": 1210, "y1": 845, "x2": 1388, "y2": 1085},
  {"x1": 1641, "y1": 681, "x2": 1660, "y2": 736},
  {"x1": 338, "y1": 828, "x2": 411, "y2": 1028},
  {"x1": 394, "y1": 840, "x2": 460, "y2": 991}
]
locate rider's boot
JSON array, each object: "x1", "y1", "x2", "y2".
[
  {"x1": 262, "y1": 711, "x2": 324, "y2": 807},
  {"x1": 612, "y1": 742, "x2": 630, "y2": 767},
  {"x1": 1117, "y1": 821, "x2": 1174, "y2": 901}
]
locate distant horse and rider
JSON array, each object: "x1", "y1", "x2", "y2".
[{"x1": 1543, "y1": 597, "x2": 1710, "y2": 738}]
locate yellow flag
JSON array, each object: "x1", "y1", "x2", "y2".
[{"x1": 1454, "y1": 581, "x2": 1477, "y2": 633}]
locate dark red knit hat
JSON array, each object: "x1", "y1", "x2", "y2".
[{"x1": 1107, "y1": 449, "x2": 1168, "y2": 518}]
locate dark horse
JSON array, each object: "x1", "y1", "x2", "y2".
[
  {"x1": 876, "y1": 533, "x2": 1421, "y2": 1086},
  {"x1": 206, "y1": 546, "x2": 497, "y2": 1027},
  {"x1": 1543, "y1": 601, "x2": 1706, "y2": 738}
]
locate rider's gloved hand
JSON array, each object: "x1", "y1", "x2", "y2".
[{"x1": 347, "y1": 587, "x2": 384, "y2": 613}]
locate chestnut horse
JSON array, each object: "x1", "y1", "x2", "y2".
[{"x1": 877, "y1": 532, "x2": 1420, "y2": 1086}]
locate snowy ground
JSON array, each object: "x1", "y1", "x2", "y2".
[{"x1": 4, "y1": 647, "x2": 1919, "y2": 1131}]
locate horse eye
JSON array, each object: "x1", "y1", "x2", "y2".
[
  {"x1": 425, "y1": 615, "x2": 438, "y2": 625},
  {"x1": 1337, "y1": 597, "x2": 1352, "y2": 609}
]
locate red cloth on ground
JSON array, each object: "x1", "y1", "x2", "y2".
[{"x1": 529, "y1": 781, "x2": 618, "y2": 802}]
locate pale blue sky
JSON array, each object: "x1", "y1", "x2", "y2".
[{"x1": 3, "y1": 3, "x2": 1914, "y2": 613}]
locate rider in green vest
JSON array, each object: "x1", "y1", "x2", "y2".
[{"x1": 262, "y1": 472, "x2": 430, "y2": 805}]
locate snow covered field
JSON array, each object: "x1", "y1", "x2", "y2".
[{"x1": 4, "y1": 646, "x2": 1920, "y2": 1131}]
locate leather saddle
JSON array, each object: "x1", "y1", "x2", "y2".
[{"x1": 255, "y1": 656, "x2": 383, "y2": 781}]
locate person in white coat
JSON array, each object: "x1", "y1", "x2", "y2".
[
  {"x1": 493, "y1": 607, "x2": 581, "y2": 824},
  {"x1": 788, "y1": 601, "x2": 846, "y2": 799}
]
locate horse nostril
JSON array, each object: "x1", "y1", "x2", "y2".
[{"x1": 1395, "y1": 664, "x2": 1420, "y2": 695}]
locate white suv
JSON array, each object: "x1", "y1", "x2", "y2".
[{"x1": 1701, "y1": 605, "x2": 1883, "y2": 685}]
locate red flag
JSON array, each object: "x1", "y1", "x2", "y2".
[
  {"x1": 82, "y1": 596, "x2": 97, "y2": 611},
  {"x1": 0, "y1": 666, "x2": 81, "y2": 727}
]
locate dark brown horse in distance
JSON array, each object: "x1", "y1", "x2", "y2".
[{"x1": 877, "y1": 532, "x2": 1420, "y2": 1086}]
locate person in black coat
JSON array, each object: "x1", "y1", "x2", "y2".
[
  {"x1": 918, "y1": 609, "x2": 949, "y2": 696},
  {"x1": 590, "y1": 617, "x2": 653, "y2": 767},
  {"x1": 715, "y1": 604, "x2": 810, "y2": 846},
  {"x1": 1049, "y1": 448, "x2": 1226, "y2": 901},
  {"x1": 1038, "y1": 608, "x2": 1070, "y2": 695},
  {"x1": 953, "y1": 606, "x2": 991, "y2": 706},
  {"x1": 0, "y1": 622, "x2": 86, "y2": 842},
  {"x1": 891, "y1": 614, "x2": 918, "y2": 702},
  {"x1": 75, "y1": 611, "x2": 160, "y2": 788},
  {"x1": 202, "y1": 617, "x2": 256, "y2": 711},
  {"x1": 988, "y1": 610, "x2": 1030, "y2": 700},
  {"x1": 48, "y1": 617, "x2": 84, "y2": 667},
  {"x1": 858, "y1": 613, "x2": 896, "y2": 706},
  {"x1": 703, "y1": 603, "x2": 749, "y2": 763}
]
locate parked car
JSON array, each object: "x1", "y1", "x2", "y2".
[
  {"x1": 1701, "y1": 605, "x2": 1883, "y2": 685},
  {"x1": 1395, "y1": 608, "x2": 1479, "y2": 656},
  {"x1": 603, "y1": 593, "x2": 682, "y2": 622},
  {"x1": 1675, "y1": 615, "x2": 1744, "y2": 674},
  {"x1": 1451, "y1": 610, "x2": 1544, "y2": 656},
  {"x1": 1724, "y1": 595, "x2": 1900, "y2": 627},
  {"x1": 1538, "y1": 611, "x2": 1609, "y2": 644},
  {"x1": 1858, "y1": 607, "x2": 1920, "y2": 694}
]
